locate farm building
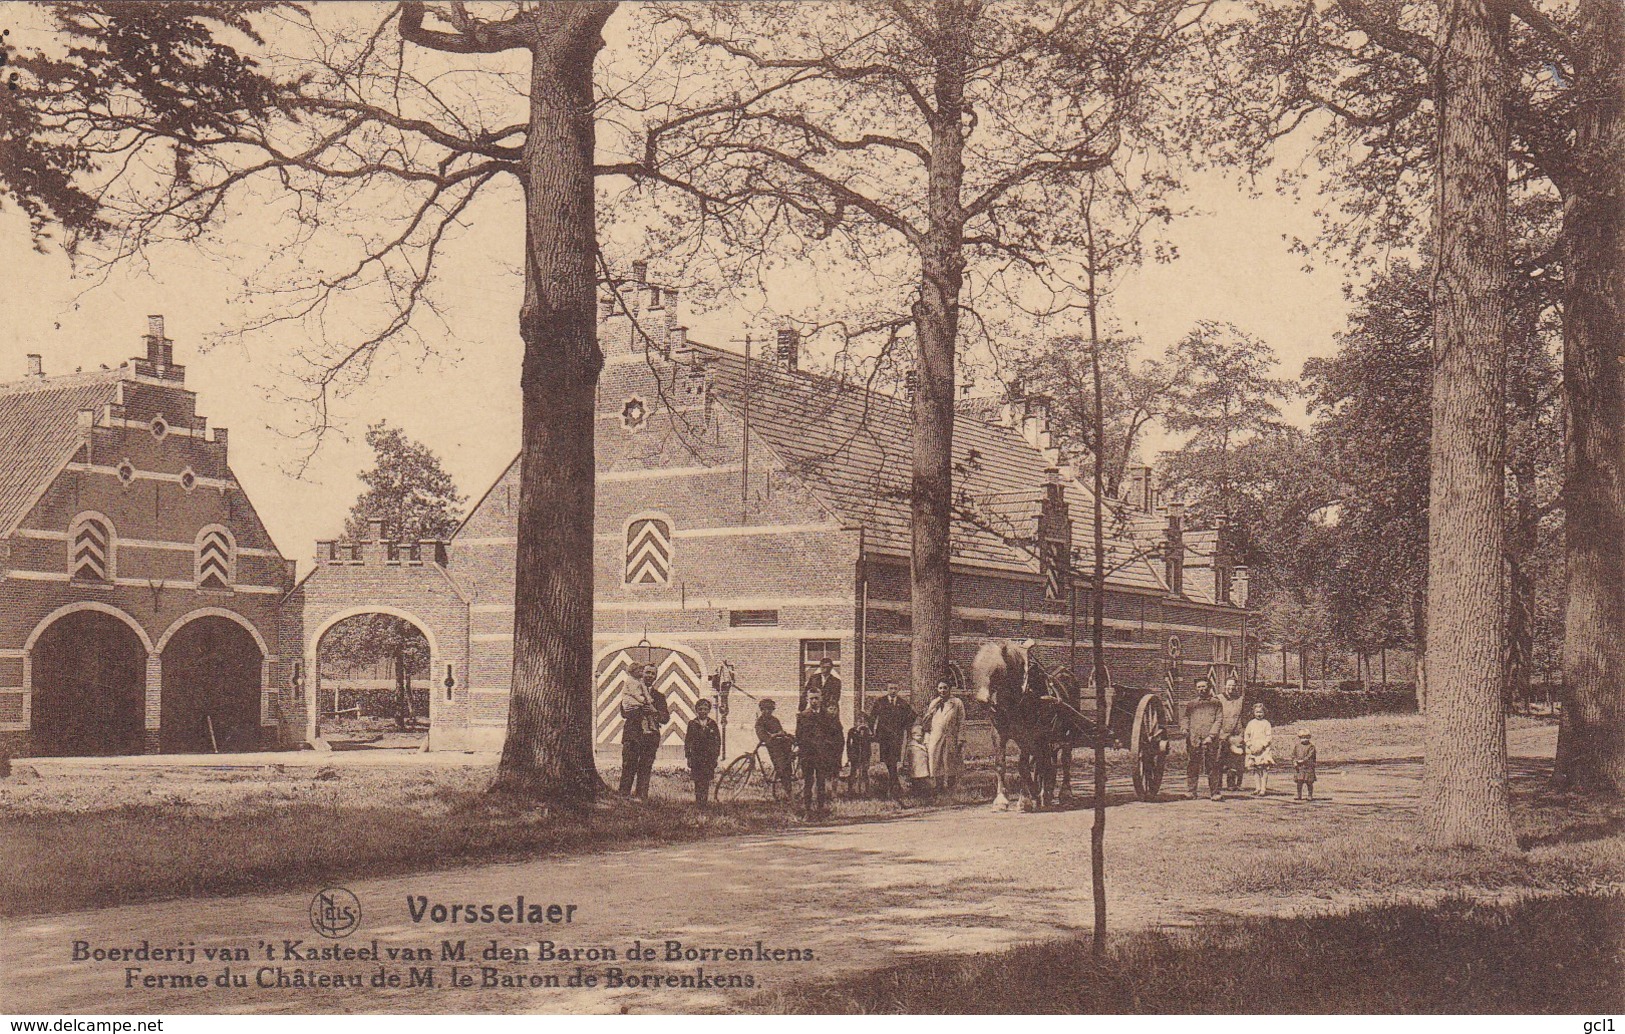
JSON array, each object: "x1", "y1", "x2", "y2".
[
  {"x1": 2, "y1": 288, "x2": 1249, "y2": 759},
  {"x1": 0, "y1": 318, "x2": 295, "y2": 758},
  {"x1": 289, "y1": 273, "x2": 1250, "y2": 754}
]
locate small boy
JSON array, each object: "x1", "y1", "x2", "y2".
[
  {"x1": 755, "y1": 698, "x2": 796, "y2": 799},
  {"x1": 1293, "y1": 728, "x2": 1317, "y2": 801},
  {"x1": 684, "y1": 699, "x2": 722, "y2": 807},
  {"x1": 845, "y1": 714, "x2": 874, "y2": 797}
]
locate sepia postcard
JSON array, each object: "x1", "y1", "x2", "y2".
[{"x1": 0, "y1": 0, "x2": 1619, "y2": 1021}]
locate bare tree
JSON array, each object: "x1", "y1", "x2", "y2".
[
  {"x1": 12, "y1": 1, "x2": 621, "y2": 803},
  {"x1": 613, "y1": 0, "x2": 1211, "y2": 703}
]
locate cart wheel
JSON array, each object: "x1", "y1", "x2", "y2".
[
  {"x1": 715, "y1": 753, "x2": 758, "y2": 802},
  {"x1": 1130, "y1": 693, "x2": 1169, "y2": 800}
]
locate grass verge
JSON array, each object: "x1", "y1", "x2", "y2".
[
  {"x1": 754, "y1": 891, "x2": 1625, "y2": 1013},
  {"x1": 0, "y1": 764, "x2": 989, "y2": 918}
]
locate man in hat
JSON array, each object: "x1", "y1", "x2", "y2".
[{"x1": 868, "y1": 682, "x2": 916, "y2": 799}]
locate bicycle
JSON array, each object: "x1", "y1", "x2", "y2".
[{"x1": 714, "y1": 740, "x2": 797, "y2": 802}]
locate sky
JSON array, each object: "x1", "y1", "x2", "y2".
[{"x1": 0, "y1": 6, "x2": 1355, "y2": 575}]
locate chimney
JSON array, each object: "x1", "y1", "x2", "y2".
[
  {"x1": 367, "y1": 516, "x2": 386, "y2": 542},
  {"x1": 1213, "y1": 513, "x2": 1233, "y2": 605},
  {"x1": 904, "y1": 368, "x2": 918, "y2": 402},
  {"x1": 1020, "y1": 396, "x2": 1051, "y2": 449},
  {"x1": 671, "y1": 326, "x2": 689, "y2": 354},
  {"x1": 25, "y1": 354, "x2": 42, "y2": 378},
  {"x1": 664, "y1": 289, "x2": 680, "y2": 353},
  {"x1": 1232, "y1": 564, "x2": 1251, "y2": 608},
  {"x1": 1164, "y1": 502, "x2": 1185, "y2": 597},
  {"x1": 775, "y1": 326, "x2": 800, "y2": 371},
  {"x1": 631, "y1": 259, "x2": 648, "y2": 285},
  {"x1": 146, "y1": 315, "x2": 173, "y2": 367}
]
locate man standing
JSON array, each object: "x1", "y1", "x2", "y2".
[
  {"x1": 684, "y1": 698, "x2": 722, "y2": 807},
  {"x1": 618, "y1": 664, "x2": 670, "y2": 799},
  {"x1": 1185, "y1": 677, "x2": 1221, "y2": 801},
  {"x1": 796, "y1": 694, "x2": 843, "y2": 816},
  {"x1": 869, "y1": 682, "x2": 916, "y2": 800},
  {"x1": 800, "y1": 656, "x2": 842, "y2": 713},
  {"x1": 1215, "y1": 676, "x2": 1247, "y2": 791}
]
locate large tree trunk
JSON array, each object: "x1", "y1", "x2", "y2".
[
  {"x1": 1423, "y1": 0, "x2": 1517, "y2": 849},
  {"x1": 493, "y1": 9, "x2": 616, "y2": 802},
  {"x1": 1553, "y1": 0, "x2": 1625, "y2": 797},
  {"x1": 908, "y1": 0, "x2": 969, "y2": 706}
]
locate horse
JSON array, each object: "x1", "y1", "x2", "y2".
[{"x1": 972, "y1": 640, "x2": 1090, "y2": 810}]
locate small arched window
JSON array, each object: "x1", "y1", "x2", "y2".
[
  {"x1": 624, "y1": 514, "x2": 674, "y2": 586},
  {"x1": 196, "y1": 526, "x2": 236, "y2": 590},
  {"x1": 69, "y1": 513, "x2": 114, "y2": 583}
]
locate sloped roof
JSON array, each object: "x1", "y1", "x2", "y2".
[
  {"x1": 0, "y1": 371, "x2": 122, "y2": 535},
  {"x1": 690, "y1": 343, "x2": 1168, "y2": 592}
]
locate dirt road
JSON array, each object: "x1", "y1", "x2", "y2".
[{"x1": 0, "y1": 725, "x2": 1561, "y2": 1015}]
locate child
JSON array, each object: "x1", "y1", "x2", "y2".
[
  {"x1": 684, "y1": 699, "x2": 722, "y2": 807},
  {"x1": 1293, "y1": 728, "x2": 1317, "y2": 801},
  {"x1": 1243, "y1": 702, "x2": 1275, "y2": 797},
  {"x1": 844, "y1": 714, "x2": 873, "y2": 797}
]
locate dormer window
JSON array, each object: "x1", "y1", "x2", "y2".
[
  {"x1": 196, "y1": 526, "x2": 235, "y2": 590},
  {"x1": 70, "y1": 514, "x2": 114, "y2": 583}
]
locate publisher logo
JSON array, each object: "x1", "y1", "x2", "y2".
[{"x1": 310, "y1": 887, "x2": 361, "y2": 939}]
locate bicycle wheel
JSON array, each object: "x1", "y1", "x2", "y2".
[{"x1": 715, "y1": 753, "x2": 758, "y2": 802}]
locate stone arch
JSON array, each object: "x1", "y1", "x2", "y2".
[
  {"x1": 27, "y1": 604, "x2": 149, "y2": 755},
  {"x1": 25, "y1": 601, "x2": 153, "y2": 654},
  {"x1": 593, "y1": 636, "x2": 706, "y2": 746},
  {"x1": 160, "y1": 614, "x2": 265, "y2": 753},
  {"x1": 157, "y1": 606, "x2": 270, "y2": 657},
  {"x1": 308, "y1": 605, "x2": 443, "y2": 743}
]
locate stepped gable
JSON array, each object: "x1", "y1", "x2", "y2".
[{"x1": 0, "y1": 370, "x2": 123, "y2": 535}]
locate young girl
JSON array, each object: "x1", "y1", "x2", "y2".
[{"x1": 1244, "y1": 703, "x2": 1275, "y2": 797}]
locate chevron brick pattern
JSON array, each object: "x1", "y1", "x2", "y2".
[
  {"x1": 197, "y1": 529, "x2": 233, "y2": 589},
  {"x1": 72, "y1": 519, "x2": 110, "y2": 582},
  {"x1": 624, "y1": 516, "x2": 673, "y2": 585},
  {"x1": 593, "y1": 645, "x2": 704, "y2": 746}
]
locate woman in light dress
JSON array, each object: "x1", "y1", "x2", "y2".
[{"x1": 922, "y1": 679, "x2": 965, "y2": 792}]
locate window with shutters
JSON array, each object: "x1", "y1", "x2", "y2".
[
  {"x1": 195, "y1": 525, "x2": 236, "y2": 590},
  {"x1": 69, "y1": 513, "x2": 114, "y2": 583}
]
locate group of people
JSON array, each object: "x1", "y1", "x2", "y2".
[
  {"x1": 1185, "y1": 675, "x2": 1318, "y2": 801},
  {"x1": 621, "y1": 657, "x2": 969, "y2": 816},
  {"x1": 752, "y1": 659, "x2": 966, "y2": 815}
]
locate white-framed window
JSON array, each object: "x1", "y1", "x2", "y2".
[
  {"x1": 800, "y1": 639, "x2": 841, "y2": 683},
  {"x1": 195, "y1": 525, "x2": 236, "y2": 590},
  {"x1": 624, "y1": 512, "x2": 673, "y2": 586},
  {"x1": 69, "y1": 512, "x2": 115, "y2": 582}
]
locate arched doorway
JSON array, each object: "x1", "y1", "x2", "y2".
[
  {"x1": 160, "y1": 616, "x2": 263, "y2": 753},
  {"x1": 30, "y1": 609, "x2": 147, "y2": 756},
  {"x1": 314, "y1": 611, "x2": 434, "y2": 749},
  {"x1": 593, "y1": 639, "x2": 705, "y2": 746}
]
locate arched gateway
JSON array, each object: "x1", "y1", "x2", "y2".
[{"x1": 280, "y1": 524, "x2": 472, "y2": 749}]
